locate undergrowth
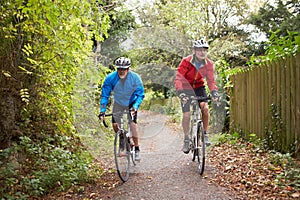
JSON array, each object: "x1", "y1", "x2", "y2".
[{"x1": 0, "y1": 135, "x2": 103, "y2": 199}]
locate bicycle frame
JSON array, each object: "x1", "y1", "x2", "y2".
[
  {"x1": 189, "y1": 98, "x2": 202, "y2": 151},
  {"x1": 102, "y1": 110, "x2": 136, "y2": 182},
  {"x1": 186, "y1": 96, "x2": 210, "y2": 175}
]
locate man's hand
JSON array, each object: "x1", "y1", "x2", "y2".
[
  {"x1": 211, "y1": 90, "x2": 219, "y2": 104},
  {"x1": 130, "y1": 108, "x2": 137, "y2": 118},
  {"x1": 98, "y1": 112, "x2": 105, "y2": 121},
  {"x1": 179, "y1": 92, "x2": 189, "y2": 105}
]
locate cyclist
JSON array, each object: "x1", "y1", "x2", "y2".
[
  {"x1": 174, "y1": 39, "x2": 219, "y2": 154},
  {"x1": 98, "y1": 57, "x2": 145, "y2": 161}
]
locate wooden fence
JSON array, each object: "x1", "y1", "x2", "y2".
[{"x1": 230, "y1": 53, "x2": 300, "y2": 154}]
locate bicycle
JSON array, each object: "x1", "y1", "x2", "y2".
[
  {"x1": 102, "y1": 110, "x2": 136, "y2": 182},
  {"x1": 183, "y1": 96, "x2": 211, "y2": 175}
]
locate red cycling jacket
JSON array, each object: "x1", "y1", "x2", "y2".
[{"x1": 174, "y1": 55, "x2": 218, "y2": 92}]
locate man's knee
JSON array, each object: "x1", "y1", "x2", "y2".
[
  {"x1": 201, "y1": 104, "x2": 209, "y2": 115},
  {"x1": 183, "y1": 112, "x2": 190, "y2": 118},
  {"x1": 112, "y1": 123, "x2": 119, "y2": 131},
  {"x1": 182, "y1": 112, "x2": 190, "y2": 124}
]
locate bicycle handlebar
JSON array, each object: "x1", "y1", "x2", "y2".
[
  {"x1": 100, "y1": 110, "x2": 134, "y2": 128},
  {"x1": 182, "y1": 95, "x2": 213, "y2": 108},
  {"x1": 189, "y1": 96, "x2": 212, "y2": 101},
  {"x1": 102, "y1": 113, "x2": 112, "y2": 128}
]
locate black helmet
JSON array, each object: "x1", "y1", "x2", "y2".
[
  {"x1": 115, "y1": 57, "x2": 131, "y2": 69},
  {"x1": 192, "y1": 39, "x2": 209, "y2": 49}
]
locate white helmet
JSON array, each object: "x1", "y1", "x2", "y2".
[
  {"x1": 192, "y1": 39, "x2": 209, "y2": 49},
  {"x1": 115, "y1": 57, "x2": 131, "y2": 69}
]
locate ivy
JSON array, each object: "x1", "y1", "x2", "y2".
[{"x1": 247, "y1": 31, "x2": 300, "y2": 65}]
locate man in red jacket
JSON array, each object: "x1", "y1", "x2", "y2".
[{"x1": 174, "y1": 39, "x2": 219, "y2": 154}]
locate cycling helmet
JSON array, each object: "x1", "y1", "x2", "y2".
[
  {"x1": 115, "y1": 57, "x2": 131, "y2": 69},
  {"x1": 192, "y1": 39, "x2": 209, "y2": 49}
]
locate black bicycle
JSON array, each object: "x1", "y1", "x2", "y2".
[
  {"x1": 184, "y1": 96, "x2": 211, "y2": 175},
  {"x1": 102, "y1": 110, "x2": 136, "y2": 182}
]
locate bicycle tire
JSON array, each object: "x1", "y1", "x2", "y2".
[
  {"x1": 114, "y1": 130, "x2": 130, "y2": 182},
  {"x1": 197, "y1": 122, "x2": 205, "y2": 175}
]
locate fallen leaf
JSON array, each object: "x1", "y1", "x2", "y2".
[{"x1": 291, "y1": 192, "x2": 300, "y2": 198}]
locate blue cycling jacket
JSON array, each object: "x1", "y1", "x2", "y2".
[{"x1": 100, "y1": 70, "x2": 145, "y2": 113}]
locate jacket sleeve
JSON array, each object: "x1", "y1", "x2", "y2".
[
  {"x1": 174, "y1": 59, "x2": 188, "y2": 92},
  {"x1": 206, "y1": 63, "x2": 218, "y2": 92},
  {"x1": 132, "y1": 75, "x2": 145, "y2": 110},
  {"x1": 99, "y1": 75, "x2": 114, "y2": 113}
]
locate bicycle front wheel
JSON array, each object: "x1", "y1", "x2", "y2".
[
  {"x1": 197, "y1": 122, "x2": 205, "y2": 175},
  {"x1": 114, "y1": 130, "x2": 130, "y2": 182}
]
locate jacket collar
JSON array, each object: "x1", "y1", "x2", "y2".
[{"x1": 190, "y1": 54, "x2": 207, "y2": 66}]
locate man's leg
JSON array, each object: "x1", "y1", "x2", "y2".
[
  {"x1": 200, "y1": 102, "x2": 209, "y2": 131},
  {"x1": 112, "y1": 121, "x2": 125, "y2": 151},
  {"x1": 112, "y1": 123, "x2": 119, "y2": 133},
  {"x1": 112, "y1": 103, "x2": 124, "y2": 150},
  {"x1": 182, "y1": 111, "x2": 191, "y2": 153},
  {"x1": 130, "y1": 122, "x2": 141, "y2": 161},
  {"x1": 182, "y1": 111, "x2": 190, "y2": 135},
  {"x1": 130, "y1": 122, "x2": 138, "y2": 146},
  {"x1": 200, "y1": 102, "x2": 211, "y2": 146}
]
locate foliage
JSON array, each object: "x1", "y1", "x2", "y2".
[
  {"x1": 140, "y1": 90, "x2": 175, "y2": 114},
  {"x1": 245, "y1": 0, "x2": 300, "y2": 57},
  {"x1": 214, "y1": 132, "x2": 240, "y2": 145},
  {"x1": 270, "y1": 152, "x2": 300, "y2": 190},
  {"x1": 137, "y1": 0, "x2": 249, "y2": 39},
  {"x1": 247, "y1": 31, "x2": 300, "y2": 65},
  {"x1": 0, "y1": 135, "x2": 101, "y2": 199},
  {"x1": 247, "y1": 0, "x2": 300, "y2": 38},
  {"x1": 0, "y1": 0, "x2": 108, "y2": 139},
  {"x1": 96, "y1": 3, "x2": 138, "y2": 65},
  {"x1": 107, "y1": 5, "x2": 137, "y2": 37},
  {"x1": 0, "y1": 0, "x2": 113, "y2": 198}
]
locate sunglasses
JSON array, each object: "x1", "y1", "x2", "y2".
[{"x1": 117, "y1": 68, "x2": 129, "y2": 71}]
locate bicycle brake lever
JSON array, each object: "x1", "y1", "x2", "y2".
[{"x1": 103, "y1": 120, "x2": 108, "y2": 128}]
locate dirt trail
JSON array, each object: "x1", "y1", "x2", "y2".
[{"x1": 101, "y1": 110, "x2": 237, "y2": 199}]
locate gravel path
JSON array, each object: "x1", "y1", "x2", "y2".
[{"x1": 101, "y1": 110, "x2": 237, "y2": 200}]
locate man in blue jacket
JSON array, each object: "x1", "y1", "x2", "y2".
[{"x1": 99, "y1": 57, "x2": 145, "y2": 161}]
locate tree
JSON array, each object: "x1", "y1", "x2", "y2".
[
  {"x1": 247, "y1": 0, "x2": 300, "y2": 38},
  {"x1": 0, "y1": 0, "x2": 111, "y2": 197},
  {"x1": 245, "y1": 0, "x2": 300, "y2": 58},
  {"x1": 136, "y1": 0, "x2": 249, "y2": 40}
]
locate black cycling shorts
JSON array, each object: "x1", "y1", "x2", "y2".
[
  {"x1": 112, "y1": 102, "x2": 137, "y2": 124},
  {"x1": 181, "y1": 86, "x2": 208, "y2": 112}
]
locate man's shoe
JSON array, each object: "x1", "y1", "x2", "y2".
[
  {"x1": 204, "y1": 133, "x2": 211, "y2": 146},
  {"x1": 135, "y1": 149, "x2": 141, "y2": 161},
  {"x1": 182, "y1": 138, "x2": 190, "y2": 154}
]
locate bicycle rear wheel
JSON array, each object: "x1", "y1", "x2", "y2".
[
  {"x1": 114, "y1": 130, "x2": 130, "y2": 182},
  {"x1": 197, "y1": 122, "x2": 205, "y2": 175}
]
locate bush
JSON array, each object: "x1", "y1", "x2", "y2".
[{"x1": 0, "y1": 135, "x2": 99, "y2": 199}]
